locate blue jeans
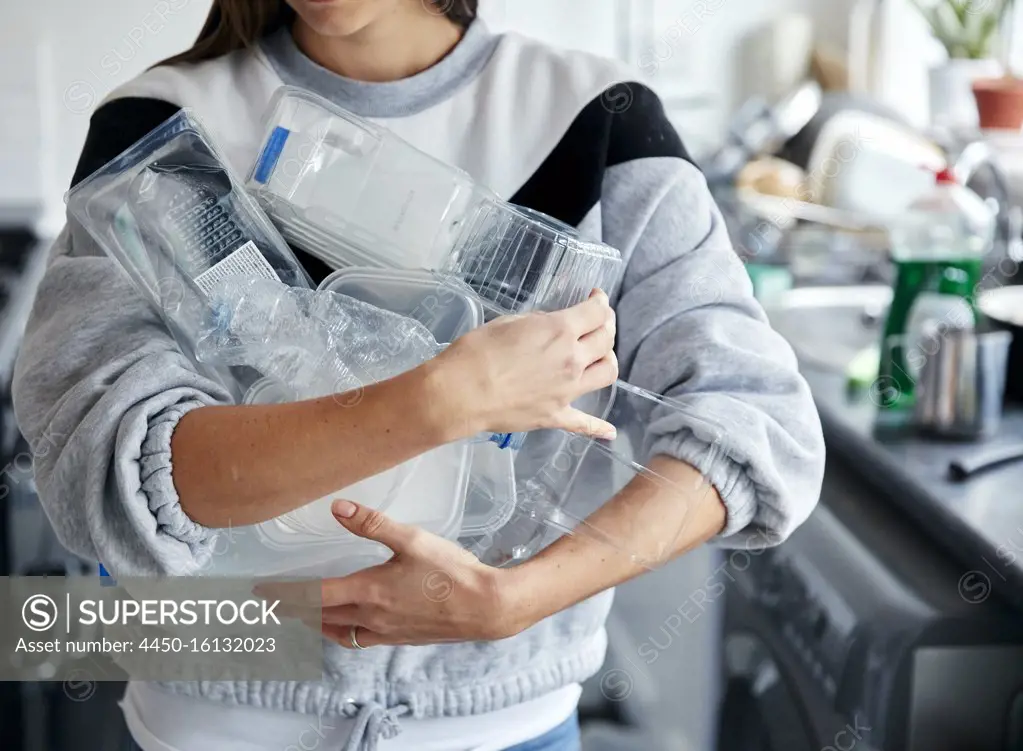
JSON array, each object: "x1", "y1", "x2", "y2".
[
  {"x1": 125, "y1": 712, "x2": 581, "y2": 750},
  {"x1": 504, "y1": 713, "x2": 581, "y2": 751}
]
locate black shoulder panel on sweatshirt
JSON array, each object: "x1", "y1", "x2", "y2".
[
  {"x1": 509, "y1": 82, "x2": 694, "y2": 228},
  {"x1": 69, "y1": 96, "x2": 334, "y2": 284},
  {"x1": 70, "y1": 98, "x2": 183, "y2": 189}
]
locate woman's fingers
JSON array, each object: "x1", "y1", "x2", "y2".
[
  {"x1": 557, "y1": 289, "x2": 613, "y2": 337},
  {"x1": 320, "y1": 604, "x2": 366, "y2": 627},
  {"x1": 578, "y1": 314, "x2": 616, "y2": 363},
  {"x1": 323, "y1": 623, "x2": 387, "y2": 649},
  {"x1": 582, "y1": 352, "x2": 619, "y2": 392}
]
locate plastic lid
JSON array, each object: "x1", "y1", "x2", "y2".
[{"x1": 318, "y1": 267, "x2": 483, "y2": 344}]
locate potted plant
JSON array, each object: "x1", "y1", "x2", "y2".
[{"x1": 912, "y1": 0, "x2": 1017, "y2": 129}]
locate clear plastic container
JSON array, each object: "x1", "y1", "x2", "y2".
[
  {"x1": 66, "y1": 109, "x2": 313, "y2": 403},
  {"x1": 460, "y1": 441, "x2": 518, "y2": 539},
  {"x1": 200, "y1": 271, "x2": 481, "y2": 576},
  {"x1": 317, "y1": 267, "x2": 483, "y2": 342},
  {"x1": 318, "y1": 267, "x2": 517, "y2": 540},
  {"x1": 242, "y1": 377, "x2": 296, "y2": 405},
  {"x1": 472, "y1": 381, "x2": 728, "y2": 569},
  {"x1": 248, "y1": 87, "x2": 623, "y2": 314}
]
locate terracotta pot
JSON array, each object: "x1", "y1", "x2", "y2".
[
  {"x1": 972, "y1": 77, "x2": 1023, "y2": 130},
  {"x1": 930, "y1": 59, "x2": 1003, "y2": 129}
]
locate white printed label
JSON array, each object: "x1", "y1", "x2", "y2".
[{"x1": 193, "y1": 241, "x2": 281, "y2": 295}]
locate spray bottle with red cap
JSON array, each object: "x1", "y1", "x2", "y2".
[{"x1": 877, "y1": 166, "x2": 996, "y2": 413}]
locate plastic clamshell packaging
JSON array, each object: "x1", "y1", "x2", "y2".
[
  {"x1": 65, "y1": 109, "x2": 314, "y2": 404},
  {"x1": 478, "y1": 381, "x2": 729, "y2": 569},
  {"x1": 248, "y1": 86, "x2": 624, "y2": 314}
]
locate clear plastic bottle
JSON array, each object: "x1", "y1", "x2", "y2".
[{"x1": 878, "y1": 168, "x2": 995, "y2": 411}]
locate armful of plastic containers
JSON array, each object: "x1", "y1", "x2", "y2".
[
  {"x1": 62, "y1": 109, "x2": 625, "y2": 576},
  {"x1": 64, "y1": 99, "x2": 725, "y2": 579},
  {"x1": 243, "y1": 87, "x2": 731, "y2": 571}
]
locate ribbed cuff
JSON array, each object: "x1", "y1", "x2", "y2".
[
  {"x1": 647, "y1": 431, "x2": 758, "y2": 540},
  {"x1": 138, "y1": 399, "x2": 217, "y2": 561}
]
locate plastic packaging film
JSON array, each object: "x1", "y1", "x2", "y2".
[
  {"x1": 247, "y1": 86, "x2": 624, "y2": 314},
  {"x1": 195, "y1": 276, "x2": 443, "y2": 400}
]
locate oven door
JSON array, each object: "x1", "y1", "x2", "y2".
[{"x1": 717, "y1": 631, "x2": 815, "y2": 751}]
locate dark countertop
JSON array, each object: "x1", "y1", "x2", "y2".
[{"x1": 803, "y1": 365, "x2": 1023, "y2": 611}]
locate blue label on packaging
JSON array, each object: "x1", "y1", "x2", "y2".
[
  {"x1": 98, "y1": 563, "x2": 116, "y2": 586},
  {"x1": 253, "y1": 126, "x2": 291, "y2": 184}
]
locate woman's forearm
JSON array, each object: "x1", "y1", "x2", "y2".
[
  {"x1": 171, "y1": 362, "x2": 465, "y2": 528},
  {"x1": 506, "y1": 456, "x2": 727, "y2": 623},
  {"x1": 170, "y1": 292, "x2": 618, "y2": 530}
]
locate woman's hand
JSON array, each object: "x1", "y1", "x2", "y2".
[
  {"x1": 262, "y1": 500, "x2": 540, "y2": 648},
  {"x1": 426, "y1": 289, "x2": 618, "y2": 440}
]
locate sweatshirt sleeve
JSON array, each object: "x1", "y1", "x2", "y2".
[
  {"x1": 11, "y1": 95, "x2": 244, "y2": 575},
  {"x1": 605, "y1": 157, "x2": 825, "y2": 549},
  {"x1": 12, "y1": 224, "x2": 233, "y2": 575},
  {"x1": 601, "y1": 155, "x2": 826, "y2": 548}
]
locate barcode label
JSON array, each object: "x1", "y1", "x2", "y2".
[{"x1": 193, "y1": 241, "x2": 281, "y2": 295}]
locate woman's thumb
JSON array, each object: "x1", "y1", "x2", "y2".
[
  {"x1": 332, "y1": 500, "x2": 413, "y2": 551},
  {"x1": 557, "y1": 409, "x2": 617, "y2": 441}
]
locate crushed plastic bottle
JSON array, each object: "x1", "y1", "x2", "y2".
[
  {"x1": 196, "y1": 278, "x2": 529, "y2": 449},
  {"x1": 196, "y1": 277, "x2": 442, "y2": 399}
]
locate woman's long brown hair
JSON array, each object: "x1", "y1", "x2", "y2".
[{"x1": 161, "y1": 0, "x2": 478, "y2": 67}]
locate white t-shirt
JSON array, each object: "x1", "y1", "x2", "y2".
[{"x1": 121, "y1": 680, "x2": 581, "y2": 751}]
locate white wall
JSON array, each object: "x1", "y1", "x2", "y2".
[
  {"x1": 480, "y1": 0, "x2": 880, "y2": 150},
  {"x1": 480, "y1": 0, "x2": 624, "y2": 59},
  {"x1": 6, "y1": 0, "x2": 979, "y2": 234},
  {"x1": 4, "y1": 0, "x2": 211, "y2": 235}
]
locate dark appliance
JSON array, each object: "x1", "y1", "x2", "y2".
[{"x1": 720, "y1": 456, "x2": 1023, "y2": 751}]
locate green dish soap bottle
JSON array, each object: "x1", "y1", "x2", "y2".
[{"x1": 877, "y1": 167, "x2": 994, "y2": 414}]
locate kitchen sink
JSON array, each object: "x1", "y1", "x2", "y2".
[{"x1": 763, "y1": 285, "x2": 892, "y2": 373}]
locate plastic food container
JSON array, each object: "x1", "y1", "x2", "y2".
[
  {"x1": 243, "y1": 377, "x2": 296, "y2": 405},
  {"x1": 211, "y1": 374, "x2": 421, "y2": 577},
  {"x1": 66, "y1": 109, "x2": 312, "y2": 404},
  {"x1": 319, "y1": 268, "x2": 519, "y2": 544},
  {"x1": 317, "y1": 267, "x2": 483, "y2": 343},
  {"x1": 460, "y1": 441, "x2": 517, "y2": 538},
  {"x1": 197, "y1": 268, "x2": 519, "y2": 577},
  {"x1": 248, "y1": 87, "x2": 623, "y2": 314}
]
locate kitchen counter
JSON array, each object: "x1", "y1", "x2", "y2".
[{"x1": 802, "y1": 364, "x2": 1023, "y2": 611}]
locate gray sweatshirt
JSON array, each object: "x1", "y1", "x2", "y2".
[{"x1": 12, "y1": 20, "x2": 825, "y2": 751}]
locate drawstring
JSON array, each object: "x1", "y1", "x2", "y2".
[{"x1": 340, "y1": 702, "x2": 410, "y2": 751}]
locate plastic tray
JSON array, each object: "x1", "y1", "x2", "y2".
[
  {"x1": 250, "y1": 87, "x2": 482, "y2": 272},
  {"x1": 319, "y1": 268, "x2": 484, "y2": 537}
]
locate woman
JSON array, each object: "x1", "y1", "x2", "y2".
[{"x1": 13, "y1": 1, "x2": 826, "y2": 749}]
